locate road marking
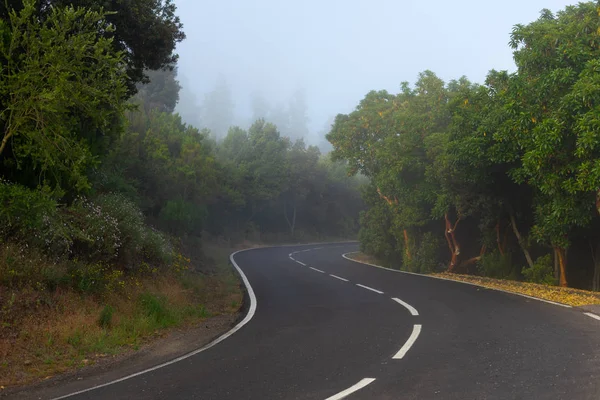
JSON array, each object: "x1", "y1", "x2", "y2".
[
  {"x1": 330, "y1": 274, "x2": 349, "y2": 282},
  {"x1": 393, "y1": 324, "x2": 422, "y2": 359},
  {"x1": 296, "y1": 261, "x2": 307, "y2": 266},
  {"x1": 356, "y1": 284, "x2": 383, "y2": 294},
  {"x1": 342, "y1": 252, "x2": 573, "y2": 309},
  {"x1": 391, "y1": 297, "x2": 419, "y2": 316},
  {"x1": 325, "y1": 378, "x2": 376, "y2": 400},
  {"x1": 584, "y1": 312, "x2": 600, "y2": 321},
  {"x1": 310, "y1": 266, "x2": 325, "y2": 273},
  {"x1": 50, "y1": 248, "x2": 258, "y2": 400}
]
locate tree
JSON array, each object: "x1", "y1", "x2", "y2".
[
  {"x1": 288, "y1": 89, "x2": 310, "y2": 141},
  {"x1": 492, "y1": 3, "x2": 600, "y2": 286},
  {"x1": 2, "y1": 0, "x2": 185, "y2": 93},
  {"x1": 0, "y1": 1, "x2": 127, "y2": 192},
  {"x1": 282, "y1": 139, "x2": 320, "y2": 237},
  {"x1": 135, "y1": 67, "x2": 181, "y2": 113},
  {"x1": 201, "y1": 77, "x2": 235, "y2": 140},
  {"x1": 250, "y1": 91, "x2": 270, "y2": 122}
]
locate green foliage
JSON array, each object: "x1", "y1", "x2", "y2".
[
  {"x1": 98, "y1": 305, "x2": 115, "y2": 329},
  {"x1": 0, "y1": 1, "x2": 128, "y2": 192},
  {"x1": 410, "y1": 232, "x2": 443, "y2": 274},
  {"x1": 522, "y1": 254, "x2": 555, "y2": 285},
  {"x1": 477, "y1": 252, "x2": 520, "y2": 280},
  {"x1": 327, "y1": 3, "x2": 600, "y2": 289},
  {"x1": 159, "y1": 199, "x2": 207, "y2": 236},
  {"x1": 138, "y1": 292, "x2": 176, "y2": 328}
]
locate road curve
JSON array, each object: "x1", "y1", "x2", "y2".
[{"x1": 30, "y1": 243, "x2": 600, "y2": 399}]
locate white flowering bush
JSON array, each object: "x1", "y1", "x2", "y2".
[
  {"x1": 95, "y1": 193, "x2": 173, "y2": 268},
  {"x1": 63, "y1": 196, "x2": 122, "y2": 262}
]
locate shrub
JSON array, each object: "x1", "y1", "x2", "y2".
[
  {"x1": 61, "y1": 197, "x2": 121, "y2": 262},
  {"x1": 98, "y1": 305, "x2": 115, "y2": 328},
  {"x1": 138, "y1": 292, "x2": 176, "y2": 328},
  {"x1": 413, "y1": 232, "x2": 442, "y2": 274},
  {"x1": 159, "y1": 199, "x2": 206, "y2": 236},
  {"x1": 95, "y1": 193, "x2": 146, "y2": 265},
  {"x1": 477, "y1": 251, "x2": 520, "y2": 280},
  {"x1": 522, "y1": 254, "x2": 555, "y2": 285}
]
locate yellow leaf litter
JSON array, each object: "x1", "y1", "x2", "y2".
[{"x1": 347, "y1": 252, "x2": 600, "y2": 307}]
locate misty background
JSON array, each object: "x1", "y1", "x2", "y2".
[{"x1": 173, "y1": 0, "x2": 577, "y2": 150}]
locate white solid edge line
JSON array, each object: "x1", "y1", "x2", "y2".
[
  {"x1": 50, "y1": 248, "x2": 258, "y2": 400},
  {"x1": 310, "y1": 266, "x2": 325, "y2": 273},
  {"x1": 325, "y1": 378, "x2": 376, "y2": 400},
  {"x1": 330, "y1": 274, "x2": 349, "y2": 282},
  {"x1": 341, "y1": 252, "x2": 573, "y2": 309},
  {"x1": 584, "y1": 312, "x2": 600, "y2": 321},
  {"x1": 393, "y1": 324, "x2": 422, "y2": 359},
  {"x1": 391, "y1": 297, "x2": 419, "y2": 316},
  {"x1": 296, "y1": 261, "x2": 307, "y2": 266},
  {"x1": 356, "y1": 283, "x2": 383, "y2": 294}
]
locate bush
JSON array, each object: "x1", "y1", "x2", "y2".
[
  {"x1": 477, "y1": 251, "x2": 520, "y2": 280},
  {"x1": 63, "y1": 197, "x2": 122, "y2": 262},
  {"x1": 0, "y1": 181, "x2": 72, "y2": 255},
  {"x1": 98, "y1": 305, "x2": 115, "y2": 328},
  {"x1": 414, "y1": 232, "x2": 442, "y2": 273},
  {"x1": 0, "y1": 181, "x2": 56, "y2": 238},
  {"x1": 522, "y1": 254, "x2": 555, "y2": 285},
  {"x1": 159, "y1": 199, "x2": 206, "y2": 236},
  {"x1": 139, "y1": 292, "x2": 176, "y2": 328}
]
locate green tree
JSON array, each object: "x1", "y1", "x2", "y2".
[
  {"x1": 0, "y1": 1, "x2": 127, "y2": 192},
  {"x1": 493, "y1": 3, "x2": 600, "y2": 286}
]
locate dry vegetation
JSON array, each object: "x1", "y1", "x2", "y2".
[
  {"x1": 346, "y1": 252, "x2": 600, "y2": 307},
  {"x1": 0, "y1": 243, "x2": 243, "y2": 388}
]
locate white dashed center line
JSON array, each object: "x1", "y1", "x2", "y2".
[
  {"x1": 330, "y1": 274, "x2": 349, "y2": 282},
  {"x1": 393, "y1": 324, "x2": 422, "y2": 359},
  {"x1": 584, "y1": 312, "x2": 600, "y2": 321},
  {"x1": 325, "y1": 378, "x2": 376, "y2": 400},
  {"x1": 309, "y1": 267, "x2": 325, "y2": 273},
  {"x1": 391, "y1": 297, "x2": 419, "y2": 316},
  {"x1": 355, "y1": 284, "x2": 383, "y2": 294}
]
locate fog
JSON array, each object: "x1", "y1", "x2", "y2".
[{"x1": 174, "y1": 0, "x2": 577, "y2": 149}]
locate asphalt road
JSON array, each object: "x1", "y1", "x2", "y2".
[{"x1": 36, "y1": 243, "x2": 600, "y2": 399}]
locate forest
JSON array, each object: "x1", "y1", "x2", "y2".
[
  {"x1": 328, "y1": 2, "x2": 600, "y2": 291},
  {"x1": 0, "y1": 0, "x2": 363, "y2": 294},
  {"x1": 0, "y1": 1, "x2": 365, "y2": 383}
]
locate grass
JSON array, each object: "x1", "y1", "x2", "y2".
[
  {"x1": 0, "y1": 244, "x2": 243, "y2": 388},
  {"x1": 345, "y1": 252, "x2": 600, "y2": 307}
]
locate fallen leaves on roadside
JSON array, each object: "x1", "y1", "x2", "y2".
[
  {"x1": 433, "y1": 272, "x2": 600, "y2": 307},
  {"x1": 346, "y1": 252, "x2": 600, "y2": 307}
]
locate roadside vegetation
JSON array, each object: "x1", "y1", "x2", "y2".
[
  {"x1": 0, "y1": 0, "x2": 363, "y2": 388},
  {"x1": 329, "y1": 2, "x2": 600, "y2": 293},
  {"x1": 347, "y1": 252, "x2": 600, "y2": 307}
]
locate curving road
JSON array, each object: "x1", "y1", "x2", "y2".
[{"x1": 33, "y1": 243, "x2": 600, "y2": 399}]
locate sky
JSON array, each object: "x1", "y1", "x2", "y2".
[{"x1": 173, "y1": 0, "x2": 578, "y2": 145}]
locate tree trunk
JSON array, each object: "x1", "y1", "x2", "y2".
[
  {"x1": 553, "y1": 248, "x2": 560, "y2": 283},
  {"x1": 283, "y1": 202, "x2": 297, "y2": 238},
  {"x1": 444, "y1": 213, "x2": 461, "y2": 273},
  {"x1": 554, "y1": 246, "x2": 568, "y2": 287},
  {"x1": 508, "y1": 210, "x2": 534, "y2": 269},
  {"x1": 403, "y1": 229, "x2": 411, "y2": 261},
  {"x1": 591, "y1": 241, "x2": 600, "y2": 292},
  {"x1": 460, "y1": 244, "x2": 487, "y2": 268},
  {"x1": 0, "y1": 132, "x2": 13, "y2": 156},
  {"x1": 496, "y1": 222, "x2": 504, "y2": 255}
]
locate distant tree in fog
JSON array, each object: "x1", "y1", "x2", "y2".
[
  {"x1": 201, "y1": 77, "x2": 235, "y2": 140},
  {"x1": 175, "y1": 74, "x2": 202, "y2": 129},
  {"x1": 251, "y1": 92, "x2": 271, "y2": 121},
  {"x1": 288, "y1": 89, "x2": 309, "y2": 141}
]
